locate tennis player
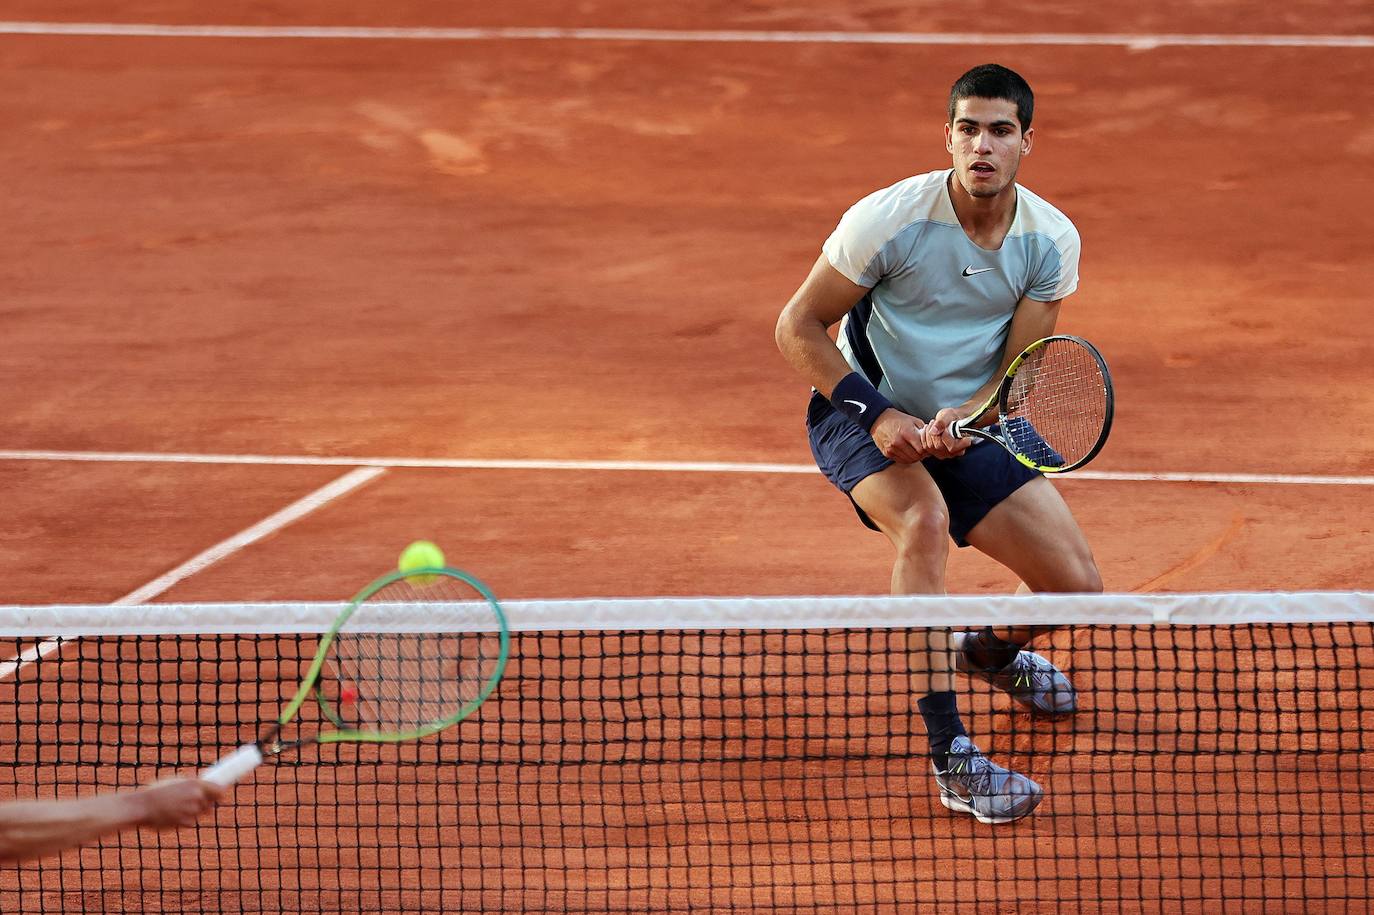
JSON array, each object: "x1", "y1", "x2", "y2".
[
  {"x1": 0, "y1": 777, "x2": 221, "y2": 861},
  {"x1": 775, "y1": 64, "x2": 1102, "y2": 823}
]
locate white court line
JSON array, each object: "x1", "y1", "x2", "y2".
[
  {"x1": 0, "y1": 21, "x2": 1370, "y2": 49},
  {"x1": 0, "y1": 448, "x2": 1371, "y2": 486},
  {"x1": 0, "y1": 466, "x2": 386, "y2": 679}
]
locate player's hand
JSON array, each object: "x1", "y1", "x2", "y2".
[
  {"x1": 869, "y1": 409, "x2": 934, "y2": 463},
  {"x1": 922, "y1": 408, "x2": 973, "y2": 460},
  {"x1": 132, "y1": 778, "x2": 224, "y2": 828}
]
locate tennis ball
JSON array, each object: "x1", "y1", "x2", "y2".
[{"x1": 398, "y1": 540, "x2": 446, "y2": 586}]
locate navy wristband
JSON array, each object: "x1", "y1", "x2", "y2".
[{"x1": 829, "y1": 372, "x2": 894, "y2": 432}]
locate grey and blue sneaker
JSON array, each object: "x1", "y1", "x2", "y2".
[
  {"x1": 933, "y1": 735, "x2": 1043, "y2": 824},
  {"x1": 956, "y1": 641, "x2": 1078, "y2": 717}
]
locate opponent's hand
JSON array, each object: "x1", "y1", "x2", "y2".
[
  {"x1": 132, "y1": 778, "x2": 223, "y2": 828},
  {"x1": 869, "y1": 409, "x2": 934, "y2": 463},
  {"x1": 922, "y1": 408, "x2": 973, "y2": 460}
]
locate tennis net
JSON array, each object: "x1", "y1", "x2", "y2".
[{"x1": 0, "y1": 592, "x2": 1371, "y2": 913}]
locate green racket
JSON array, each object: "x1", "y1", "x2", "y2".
[{"x1": 202, "y1": 567, "x2": 509, "y2": 785}]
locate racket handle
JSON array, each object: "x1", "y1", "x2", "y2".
[
  {"x1": 201, "y1": 744, "x2": 264, "y2": 786},
  {"x1": 947, "y1": 418, "x2": 965, "y2": 439}
]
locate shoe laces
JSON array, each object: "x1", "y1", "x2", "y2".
[
  {"x1": 946, "y1": 745, "x2": 1000, "y2": 795},
  {"x1": 1008, "y1": 651, "x2": 1051, "y2": 691}
]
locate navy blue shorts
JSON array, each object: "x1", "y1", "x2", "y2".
[{"x1": 805, "y1": 392, "x2": 1041, "y2": 547}]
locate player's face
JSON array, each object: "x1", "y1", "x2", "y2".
[{"x1": 945, "y1": 97, "x2": 1033, "y2": 199}]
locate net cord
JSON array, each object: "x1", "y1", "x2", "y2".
[{"x1": 0, "y1": 591, "x2": 1370, "y2": 636}]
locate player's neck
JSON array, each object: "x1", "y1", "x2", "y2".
[{"x1": 946, "y1": 172, "x2": 1017, "y2": 251}]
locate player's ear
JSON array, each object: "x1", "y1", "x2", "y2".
[
  {"x1": 1021, "y1": 126, "x2": 1034, "y2": 156},
  {"x1": 944, "y1": 121, "x2": 954, "y2": 154}
]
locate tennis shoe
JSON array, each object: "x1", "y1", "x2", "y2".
[
  {"x1": 933, "y1": 735, "x2": 1043, "y2": 824},
  {"x1": 956, "y1": 641, "x2": 1078, "y2": 717}
]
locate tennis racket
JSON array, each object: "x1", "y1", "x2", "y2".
[
  {"x1": 201, "y1": 566, "x2": 509, "y2": 786},
  {"x1": 949, "y1": 334, "x2": 1114, "y2": 473}
]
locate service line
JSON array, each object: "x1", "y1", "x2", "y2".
[{"x1": 0, "y1": 449, "x2": 1370, "y2": 486}]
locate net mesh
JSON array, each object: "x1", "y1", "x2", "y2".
[
  {"x1": 1003, "y1": 336, "x2": 1111, "y2": 469},
  {"x1": 0, "y1": 593, "x2": 1370, "y2": 914}
]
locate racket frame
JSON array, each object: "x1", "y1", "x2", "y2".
[
  {"x1": 948, "y1": 334, "x2": 1114, "y2": 474},
  {"x1": 291, "y1": 566, "x2": 510, "y2": 744},
  {"x1": 202, "y1": 566, "x2": 509, "y2": 785}
]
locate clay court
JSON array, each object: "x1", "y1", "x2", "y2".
[{"x1": 1, "y1": 2, "x2": 1372, "y2": 912}]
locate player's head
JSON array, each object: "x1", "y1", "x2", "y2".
[{"x1": 945, "y1": 64, "x2": 1035, "y2": 199}]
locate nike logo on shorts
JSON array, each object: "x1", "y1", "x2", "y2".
[{"x1": 843, "y1": 400, "x2": 868, "y2": 414}]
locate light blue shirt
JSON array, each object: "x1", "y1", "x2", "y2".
[{"x1": 824, "y1": 169, "x2": 1080, "y2": 420}]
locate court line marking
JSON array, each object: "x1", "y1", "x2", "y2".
[
  {"x1": 0, "y1": 22, "x2": 1370, "y2": 49},
  {"x1": 0, "y1": 449, "x2": 1371, "y2": 486},
  {"x1": 0, "y1": 466, "x2": 386, "y2": 679}
]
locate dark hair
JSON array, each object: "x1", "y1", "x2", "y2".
[{"x1": 948, "y1": 64, "x2": 1034, "y2": 131}]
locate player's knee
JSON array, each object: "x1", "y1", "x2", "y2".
[
  {"x1": 891, "y1": 503, "x2": 949, "y2": 558},
  {"x1": 1028, "y1": 547, "x2": 1102, "y2": 594},
  {"x1": 1060, "y1": 553, "x2": 1103, "y2": 593},
  {"x1": 1079, "y1": 560, "x2": 1104, "y2": 593}
]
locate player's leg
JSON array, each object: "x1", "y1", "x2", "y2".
[
  {"x1": 965, "y1": 474, "x2": 1100, "y2": 637},
  {"x1": 850, "y1": 463, "x2": 1043, "y2": 824},
  {"x1": 927, "y1": 444, "x2": 1089, "y2": 717},
  {"x1": 849, "y1": 464, "x2": 958, "y2": 765},
  {"x1": 850, "y1": 462, "x2": 951, "y2": 622},
  {"x1": 940, "y1": 477, "x2": 1095, "y2": 716},
  {"x1": 954, "y1": 477, "x2": 1100, "y2": 715},
  {"x1": 807, "y1": 395, "x2": 1041, "y2": 823},
  {"x1": 965, "y1": 474, "x2": 1102, "y2": 598},
  {"x1": 820, "y1": 424, "x2": 956, "y2": 699}
]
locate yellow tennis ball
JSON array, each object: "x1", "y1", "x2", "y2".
[{"x1": 398, "y1": 540, "x2": 446, "y2": 587}]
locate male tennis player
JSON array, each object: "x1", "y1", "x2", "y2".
[
  {"x1": 775, "y1": 64, "x2": 1102, "y2": 823},
  {"x1": 0, "y1": 776, "x2": 221, "y2": 861}
]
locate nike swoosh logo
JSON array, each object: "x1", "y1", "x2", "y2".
[
  {"x1": 962, "y1": 265, "x2": 996, "y2": 277},
  {"x1": 842, "y1": 399, "x2": 868, "y2": 414}
]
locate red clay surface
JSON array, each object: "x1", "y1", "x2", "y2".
[{"x1": 0, "y1": 4, "x2": 1372, "y2": 912}]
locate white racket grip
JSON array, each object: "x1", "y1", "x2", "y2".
[
  {"x1": 947, "y1": 418, "x2": 965, "y2": 439},
  {"x1": 202, "y1": 744, "x2": 264, "y2": 786}
]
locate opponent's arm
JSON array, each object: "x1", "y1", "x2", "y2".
[
  {"x1": 924, "y1": 295, "x2": 1065, "y2": 457},
  {"x1": 775, "y1": 254, "x2": 932, "y2": 463},
  {"x1": 0, "y1": 778, "x2": 222, "y2": 862}
]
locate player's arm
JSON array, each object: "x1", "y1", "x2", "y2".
[
  {"x1": 924, "y1": 295, "x2": 1065, "y2": 456},
  {"x1": 0, "y1": 778, "x2": 221, "y2": 862},
  {"x1": 775, "y1": 254, "x2": 932, "y2": 463}
]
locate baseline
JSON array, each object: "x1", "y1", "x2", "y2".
[{"x1": 0, "y1": 22, "x2": 1370, "y2": 49}]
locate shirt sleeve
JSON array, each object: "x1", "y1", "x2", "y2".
[
  {"x1": 821, "y1": 192, "x2": 902, "y2": 288},
  {"x1": 1026, "y1": 223, "x2": 1080, "y2": 302}
]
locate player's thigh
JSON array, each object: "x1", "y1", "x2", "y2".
[
  {"x1": 850, "y1": 461, "x2": 950, "y2": 545},
  {"x1": 963, "y1": 476, "x2": 1101, "y2": 593}
]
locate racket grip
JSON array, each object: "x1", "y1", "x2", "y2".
[
  {"x1": 201, "y1": 744, "x2": 264, "y2": 786},
  {"x1": 947, "y1": 418, "x2": 965, "y2": 439}
]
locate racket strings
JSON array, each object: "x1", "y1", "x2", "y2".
[
  {"x1": 325, "y1": 575, "x2": 502, "y2": 734},
  {"x1": 1003, "y1": 339, "x2": 1110, "y2": 468}
]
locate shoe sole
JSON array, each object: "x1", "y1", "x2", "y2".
[{"x1": 938, "y1": 789, "x2": 1043, "y2": 825}]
